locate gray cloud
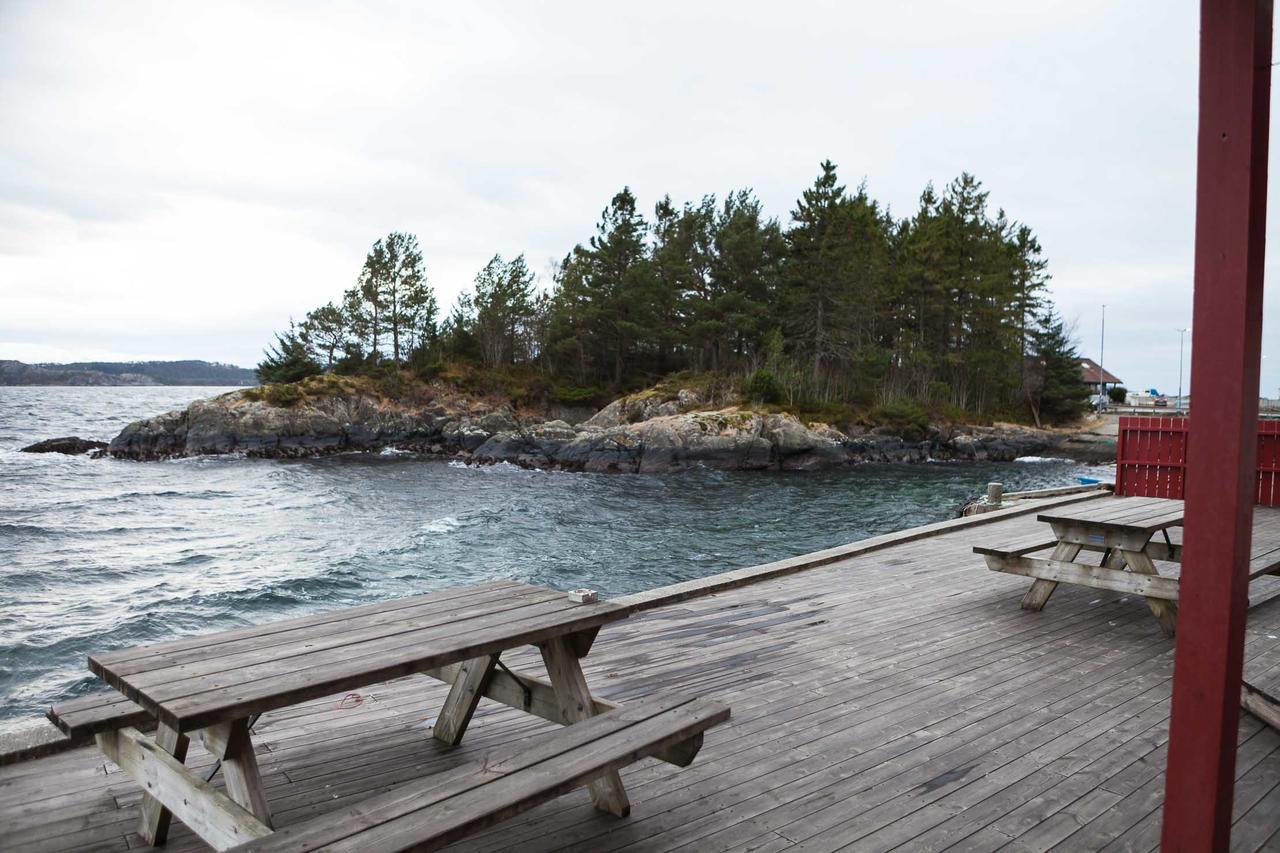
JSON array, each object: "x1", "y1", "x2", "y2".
[{"x1": 0, "y1": 0, "x2": 1275, "y2": 397}]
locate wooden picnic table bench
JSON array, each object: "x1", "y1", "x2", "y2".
[
  {"x1": 227, "y1": 692, "x2": 727, "y2": 853},
  {"x1": 58, "y1": 579, "x2": 729, "y2": 851},
  {"x1": 975, "y1": 496, "x2": 1280, "y2": 637}
]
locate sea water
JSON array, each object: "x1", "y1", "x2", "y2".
[{"x1": 0, "y1": 386, "x2": 1111, "y2": 731}]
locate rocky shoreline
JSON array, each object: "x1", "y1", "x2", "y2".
[{"x1": 54, "y1": 381, "x2": 1090, "y2": 473}]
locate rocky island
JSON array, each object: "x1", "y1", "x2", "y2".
[
  {"x1": 68, "y1": 168, "x2": 1108, "y2": 474},
  {"x1": 94, "y1": 374, "x2": 1085, "y2": 472}
]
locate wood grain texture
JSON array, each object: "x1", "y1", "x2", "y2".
[
  {"x1": 95, "y1": 727, "x2": 270, "y2": 850},
  {"x1": 201, "y1": 719, "x2": 273, "y2": 828},
  {"x1": 988, "y1": 552, "x2": 1181, "y2": 602},
  {"x1": 47, "y1": 691, "x2": 153, "y2": 740},
  {"x1": 227, "y1": 693, "x2": 726, "y2": 852},
  {"x1": 431, "y1": 655, "x2": 498, "y2": 747},
  {"x1": 540, "y1": 634, "x2": 631, "y2": 817},
  {"x1": 93, "y1": 590, "x2": 628, "y2": 732},
  {"x1": 138, "y1": 720, "x2": 188, "y2": 845},
  {"x1": 1018, "y1": 540, "x2": 1080, "y2": 611}
]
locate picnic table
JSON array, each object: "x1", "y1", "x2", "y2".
[
  {"x1": 975, "y1": 496, "x2": 1280, "y2": 637},
  {"x1": 50, "y1": 580, "x2": 728, "y2": 851}
]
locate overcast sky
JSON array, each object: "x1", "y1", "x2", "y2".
[{"x1": 1, "y1": 1, "x2": 1277, "y2": 395}]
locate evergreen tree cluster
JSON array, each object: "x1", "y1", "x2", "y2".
[
  {"x1": 259, "y1": 161, "x2": 1089, "y2": 423},
  {"x1": 258, "y1": 232, "x2": 438, "y2": 382}
]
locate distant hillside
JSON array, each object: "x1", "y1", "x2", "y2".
[{"x1": 0, "y1": 360, "x2": 256, "y2": 386}]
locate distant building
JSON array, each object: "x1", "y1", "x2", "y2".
[{"x1": 1079, "y1": 358, "x2": 1123, "y2": 392}]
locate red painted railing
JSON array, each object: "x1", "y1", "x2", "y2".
[
  {"x1": 1115, "y1": 415, "x2": 1280, "y2": 506},
  {"x1": 1258, "y1": 419, "x2": 1280, "y2": 506}
]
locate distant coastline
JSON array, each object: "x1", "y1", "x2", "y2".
[{"x1": 0, "y1": 359, "x2": 255, "y2": 386}]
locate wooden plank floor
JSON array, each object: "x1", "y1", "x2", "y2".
[{"x1": 4, "y1": 497, "x2": 1280, "y2": 852}]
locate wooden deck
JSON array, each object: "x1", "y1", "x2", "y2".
[{"x1": 4, "y1": 494, "x2": 1280, "y2": 852}]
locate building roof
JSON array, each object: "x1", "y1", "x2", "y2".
[{"x1": 1079, "y1": 358, "x2": 1123, "y2": 386}]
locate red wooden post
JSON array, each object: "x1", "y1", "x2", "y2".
[{"x1": 1161, "y1": 0, "x2": 1271, "y2": 848}]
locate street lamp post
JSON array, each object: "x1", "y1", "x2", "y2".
[
  {"x1": 1098, "y1": 304, "x2": 1107, "y2": 412},
  {"x1": 1177, "y1": 327, "x2": 1190, "y2": 412}
]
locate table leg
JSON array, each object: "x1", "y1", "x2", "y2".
[
  {"x1": 139, "y1": 721, "x2": 189, "y2": 845},
  {"x1": 1119, "y1": 548, "x2": 1179, "y2": 638},
  {"x1": 1021, "y1": 541, "x2": 1081, "y2": 611},
  {"x1": 200, "y1": 718, "x2": 273, "y2": 827},
  {"x1": 540, "y1": 634, "x2": 631, "y2": 817},
  {"x1": 433, "y1": 654, "x2": 498, "y2": 746},
  {"x1": 97, "y1": 726, "x2": 271, "y2": 849}
]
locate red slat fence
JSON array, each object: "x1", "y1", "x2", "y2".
[{"x1": 1116, "y1": 416, "x2": 1280, "y2": 505}]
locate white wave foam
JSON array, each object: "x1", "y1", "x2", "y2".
[
  {"x1": 447, "y1": 459, "x2": 541, "y2": 473},
  {"x1": 1014, "y1": 456, "x2": 1071, "y2": 463},
  {"x1": 482, "y1": 461, "x2": 530, "y2": 473},
  {"x1": 420, "y1": 516, "x2": 461, "y2": 534},
  {"x1": 380, "y1": 447, "x2": 412, "y2": 457}
]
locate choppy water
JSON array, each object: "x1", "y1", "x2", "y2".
[{"x1": 0, "y1": 386, "x2": 1111, "y2": 731}]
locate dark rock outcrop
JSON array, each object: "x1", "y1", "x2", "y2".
[
  {"x1": 20, "y1": 436, "x2": 108, "y2": 455},
  {"x1": 107, "y1": 390, "x2": 522, "y2": 461},
  {"x1": 1055, "y1": 433, "x2": 1118, "y2": 464},
  {"x1": 472, "y1": 410, "x2": 1061, "y2": 473},
  {"x1": 102, "y1": 383, "x2": 1068, "y2": 471}
]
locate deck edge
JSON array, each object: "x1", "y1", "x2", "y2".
[
  {"x1": 615, "y1": 487, "x2": 1111, "y2": 613},
  {"x1": 0, "y1": 719, "x2": 73, "y2": 766}
]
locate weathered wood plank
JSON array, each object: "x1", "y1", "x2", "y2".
[
  {"x1": 90, "y1": 580, "x2": 523, "y2": 668},
  {"x1": 107, "y1": 587, "x2": 570, "y2": 688},
  {"x1": 47, "y1": 692, "x2": 152, "y2": 740},
  {"x1": 424, "y1": 661, "x2": 615, "y2": 722},
  {"x1": 540, "y1": 634, "x2": 631, "y2": 817},
  {"x1": 429, "y1": 662, "x2": 701, "y2": 769},
  {"x1": 1049, "y1": 521, "x2": 1156, "y2": 553},
  {"x1": 970, "y1": 535, "x2": 1060, "y2": 558},
  {"x1": 228, "y1": 693, "x2": 727, "y2": 852},
  {"x1": 1034, "y1": 498, "x2": 1169, "y2": 529},
  {"x1": 0, "y1": 721, "x2": 74, "y2": 766},
  {"x1": 1018, "y1": 540, "x2": 1079, "y2": 611},
  {"x1": 1243, "y1": 680, "x2": 1280, "y2": 732},
  {"x1": 1122, "y1": 548, "x2": 1179, "y2": 637},
  {"x1": 95, "y1": 727, "x2": 270, "y2": 850},
  {"x1": 116, "y1": 598, "x2": 630, "y2": 732},
  {"x1": 201, "y1": 719, "x2": 273, "y2": 828},
  {"x1": 1038, "y1": 497, "x2": 1183, "y2": 529},
  {"x1": 137, "y1": 721, "x2": 188, "y2": 845},
  {"x1": 987, "y1": 553, "x2": 1181, "y2": 602},
  {"x1": 431, "y1": 655, "x2": 497, "y2": 746}
]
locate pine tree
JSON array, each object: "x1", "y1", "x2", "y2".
[
  {"x1": 302, "y1": 302, "x2": 348, "y2": 369},
  {"x1": 440, "y1": 293, "x2": 480, "y2": 362},
  {"x1": 1024, "y1": 310, "x2": 1089, "y2": 426},
  {"x1": 354, "y1": 265, "x2": 385, "y2": 361},
  {"x1": 1011, "y1": 224, "x2": 1050, "y2": 358},
  {"x1": 652, "y1": 195, "x2": 715, "y2": 369},
  {"x1": 401, "y1": 275, "x2": 439, "y2": 358},
  {"x1": 547, "y1": 188, "x2": 656, "y2": 388},
  {"x1": 473, "y1": 254, "x2": 536, "y2": 367},
  {"x1": 256, "y1": 323, "x2": 321, "y2": 384},
  {"x1": 783, "y1": 162, "x2": 893, "y2": 398},
  {"x1": 545, "y1": 248, "x2": 595, "y2": 384},
  {"x1": 711, "y1": 190, "x2": 783, "y2": 365},
  {"x1": 785, "y1": 160, "x2": 851, "y2": 384},
  {"x1": 361, "y1": 232, "x2": 431, "y2": 363}
]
